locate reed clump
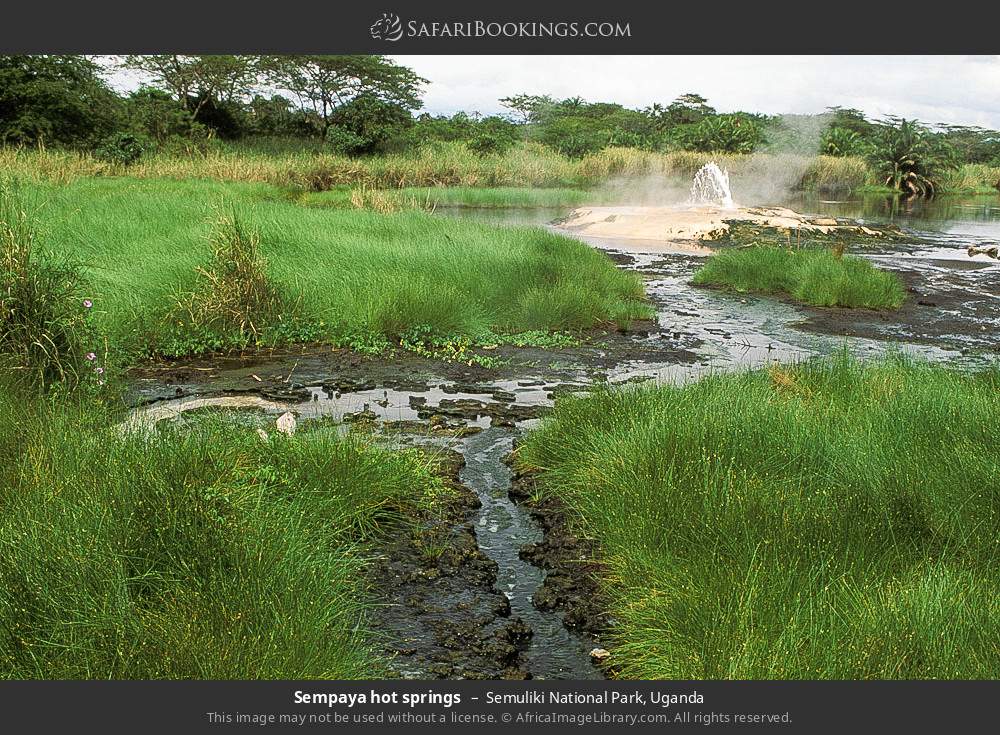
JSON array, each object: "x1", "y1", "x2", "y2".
[{"x1": 189, "y1": 210, "x2": 282, "y2": 336}]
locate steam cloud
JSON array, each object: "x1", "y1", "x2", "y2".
[{"x1": 590, "y1": 112, "x2": 833, "y2": 208}]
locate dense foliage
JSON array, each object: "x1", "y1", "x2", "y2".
[{"x1": 0, "y1": 55, "x2": 121, "y2": 147}]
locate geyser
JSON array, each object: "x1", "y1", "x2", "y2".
[{"x1": 689, "y1": 162, "x2": 734, "y2": 208}]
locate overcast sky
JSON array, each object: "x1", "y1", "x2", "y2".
[{"x1": 390, "y1": 55, "x2": 1000, "y2": 129}]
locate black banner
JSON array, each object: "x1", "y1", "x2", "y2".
[
  {"x1": 3, "y1": 0, "x2": 1000, "y2": 53},
  {"x1": 1, "y1": 680, "x2": 997, "y2": 733}
]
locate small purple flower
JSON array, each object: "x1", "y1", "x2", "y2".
[
  {"x1": 86, "y1": 352, "x2": 97, "y2": 362},
  {"x1": 83, "y1": 299, "x2": 93, "y2": 309},
  {"x1": 94, "y1": 366, "x2": 104, "y2": 375}
]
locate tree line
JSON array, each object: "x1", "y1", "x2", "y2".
[{"x1": 2, "y1": 55, "x2": 999, "y2": 194}]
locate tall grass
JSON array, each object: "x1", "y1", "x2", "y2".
[
  {"x1": 0, "y1": 179, "x2": 91, "y2": 385},
  {"x1": 0, "y1": 384, "x2": 450, "y2": 678},
  {"x1": 0, "y1": 143, "x2": 908, "y2": 195},
  {"x1": 0, "y1": 143, "x2": 580, "y2": 190},
  {"x1": 24, "y1": 177, "x2": 648, "y2": 358},
  {"x1": 518, "y1": 354, "x2": 1000, "y2": 679},
  {"x1": 939, "y1": 163, "x2": 1000, "y2": 195},
  {"x1": 303, "y1": 186, "x2": 594, "y2": 211},
  {"x1": 692, "y1": 246, "x2": 906, "y2": 309},
  {"x1": 173, "y1": 208, "x2": 285, "y2": 340},
  {"x1": 800, "y1": 155, "x2": 871, "y2": 194}
]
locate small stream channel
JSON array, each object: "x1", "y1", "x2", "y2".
[
  {"x1": 459, "y1": 429, "x2": 601, "y2": 679},
  {"x1": 126, "y1": 381, "x2": 603, "y2": 679}
]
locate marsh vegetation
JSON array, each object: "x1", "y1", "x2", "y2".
[
  {"x1": 518, "y1": 354, "x2": 1000, "y2": 678},
  {"x1": 692, "y1": 247, "x2": 907, "y2": 310},
  {"x1": 1, "y1": 177, "x2": 647, "y2": 366},
  {"x1": 0, "y1": 386, "x2": 454, "y2": 678}
]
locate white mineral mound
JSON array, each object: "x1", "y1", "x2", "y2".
[{"x1": 557, "y1": 205, "x2": 885, "y2": 252}]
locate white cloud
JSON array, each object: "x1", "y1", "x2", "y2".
[{"x1": 390, "y1": 55, "x2": 1000, "y2": 129}]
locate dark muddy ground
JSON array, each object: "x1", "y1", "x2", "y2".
[
  {"x1": 124, "y1": 222, "x2": 998, "y2": 680},
  {"x1": 509, "y1": 463, "x2": 611, "y2": 639},
  {"x1": 369, "y1": 445, "x2": 531, "y2": 680},
  {"x1": 799, "y1": 256, "x2": 999, "y2": 351}
]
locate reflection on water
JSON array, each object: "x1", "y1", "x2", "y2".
[
  {"x1": 785, "y1": 193, "x2": 1000, "y2": 239},
  {"x1": 432, "y1": 206, "x2": 569, "y2": 228}
]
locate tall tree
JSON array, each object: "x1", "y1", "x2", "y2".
[
  {"x1": 119, "y1": 55, "x2": 260, "y2": 118},
  {"x1": 0, "y1": 55, "x2": 122, "y2": 146},
  {"x1": 262, "y1": 55, "x2": 425, "y2": 136},
  {"x1": 499, "y1": 94, "x2": 554, "y2": 124},
  {"x1": 664, "y1": 93, "x2": 715, "y2": 126}
]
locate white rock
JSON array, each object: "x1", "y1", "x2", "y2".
[
  {"x1": 589, "y1": 648, "x2": 611, "y2": 662},
  {"x1": 276, "y1": 411, "x2": 297, "y2": 436}
]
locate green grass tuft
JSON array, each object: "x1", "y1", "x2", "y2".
[
  {"x1": 518, "y1": 354, "x2": 1000, "y2": 679},
  {"x1": 0, "y1": 178, "x2": 96, "y2": 386},
  {"x1": 692, "y1": 246, "x2": 906, "y2": 309}
]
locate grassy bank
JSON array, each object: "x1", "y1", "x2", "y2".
[
  {"x1": 4, "y1": 143, "x2": 997, "y2": 195},
  {"x1": 0, "y1": 381, "x2": 453, "y2": 678},
  {"x1": 518, "y1": 354, "x2": 1000, "y2": 679},
  {"x1": 940, "y1": 163, "x2": 1000, "y2": 195},
  {"x1": 5, "y1": 177, "x2": 647, "y2": 364},
  {"x1": 0, "y1": 144, "x2": 901, "y2": 194},
  {"x1": 692, "y1": 247, "x2": 906, "y2": 309}
]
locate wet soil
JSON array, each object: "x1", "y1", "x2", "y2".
[
  {"x1": 509, "y1": 464, "x2": 611, "y2": 639},
  {"x1": 796, "y1": 258, "x2": 1000, "y2": 352},
  {"x1": 605, "y1": 246, "x2": 997, "y2": 383},
  {"x1": 370, "y1": 445, "x2": 532, "y2": 680},
  {"x1": 360, "y1": 427, "x2": 605, "y2": 679},
  {"x1": 126, "y1": 320, "x2": 700, "y2": 410}
]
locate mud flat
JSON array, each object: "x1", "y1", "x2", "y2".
[{"x1": 557, "y1": 204, "x2": 903, "y2": 252}]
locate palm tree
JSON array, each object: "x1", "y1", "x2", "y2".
[
  {"x1": 822, "y1": 127, "x2": 864, "y2": 157},
  {"x1": 867, "y1": 118, "x2": 955, "y2": 197}
]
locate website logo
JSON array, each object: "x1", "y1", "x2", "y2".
[
  {"x1": 370, "y1": 13, "x2": 403, "y2": 42},
  {"x1": 368, "y1": 15, "x2": 631, "y2": 42}
]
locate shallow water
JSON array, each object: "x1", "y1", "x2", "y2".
[
  {"x1": 436, "y1": 192, "x2": 1000, "y2": 241},
  {"x1": 600, "y1": 249, "x2": 993, "y2": 386},
  {"x1": 432, "y1": 195, "x2": 1000, "y2": 385},
  {"x1": 785, "y1": 192, "x2": 1000, "y2": 240}
]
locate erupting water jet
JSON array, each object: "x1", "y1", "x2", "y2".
[{"x1": 689, "y1": 162, "x2": 734, "y2": 208}]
